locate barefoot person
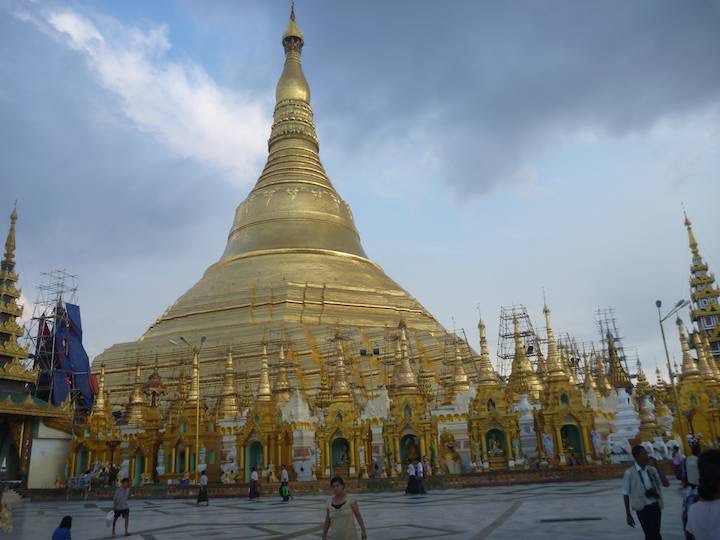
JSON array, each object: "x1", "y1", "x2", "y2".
[
  {"x1": 622, "y1": 445, "x2": 669, "y2": 540},
  {"x1": 197, "y1": 470, "x2": 209, "y2": 506},
  {"x1": 249, "y1": 467, "x2": 260, "y2": 500},
  {"x1": 322, "y1": 476, "x2": 367, "y2": 540},
  {"x1": 112, "y1": 478, "x2": 131, "y2": 537}
]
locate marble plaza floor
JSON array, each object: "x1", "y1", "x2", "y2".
[{"x1": 8, "y1": 478, "x2": 687, "y2": 539}]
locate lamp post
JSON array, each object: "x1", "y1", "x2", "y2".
[
  {"x1": 655, "y1": 299, "x2": 689, "y2": 449},
  {"x1": 169, "y1": 335, "x2": 207, "y2": 484}
]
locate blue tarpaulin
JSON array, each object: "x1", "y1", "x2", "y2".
[{"x1": 51, "y1": 303, "x2": 94, "y2": 408}]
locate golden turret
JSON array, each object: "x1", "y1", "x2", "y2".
[
  {"x1": 393, "y1": 323, "x2": 418, "y2": 391},
  {"x1": 693, "y1": 331, "x2": 717, "y2": 384},
  {"x1": 703, "y1": 334, "x2": 720, "y2": 380},
  {"x1": 476, "y1": 319, "x2": 498, "y2": 385},
  {"x1": 506, "y1": 316, "x2": 541, "y2": 400},
  {"x1": 273, "y1": 345, "x2": 292, "y2": 403},
  {"x1": 315, "y1": 359, "x2": 332, "y2": 410},
  {"x1": 124, "y1": 361, "x2": 145, "y2": 425},
  {"x1": 451, "y1": 340, "x2": 470, "y2": 393},
  {"x1": 187, "y1": 349, "x2": 200, "y2": 405},
  {"x1": 93, "y1": 363, "x2": 107, "y2": 414},
  {"x1": 634, "y1": 360, "x2": 652, "y2": 397},
  {"x1": 581, "y1": 352, "x2": 598, "y2": 394},
  {"x1": 257, "y1": 344, "x2": 273, "y2": 402},
  {"x1": 535, "y1": 336, "x2": 548, "y2": 382},
  {"x1": 594, "y1": 352, "x2": 612, "y2": 396},
  {"x1": 0, "y1": 206, "x2": 30, "y2": 372},
  {"x1": 543, "y1": 304, "x2": 568, "y2": 382},
  {"x1": 216, "y1": 351, "x2": 240, "y2": 420},
  {"x1": 331, "y1": 338, "x2": 352, "y2": 400},
  {"x1": 678, "y1": 320, "x2": 701, "y2": 381},
  {"x1": 607, "y1": 333, "x2": 631, "y2": 389}
]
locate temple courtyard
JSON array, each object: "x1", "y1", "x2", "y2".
[{"x1": 8, "y1": 478, "x2": 686, "y2": 539}]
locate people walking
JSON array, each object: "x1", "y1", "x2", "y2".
[
  {"x1": 197, "y1": 470, "x2": 209, "y2": 506},
  {"x1": 404, "y1": 459, "x2": 418, "y2": 495},
  {"x1": 684, "y1": 444, "x2": 702, "y2": 489},
  {"x1": 249, "y1": 467, "x2": 260, "y2": 500},
  {"x1": 322, "y1": 476, "x2": 367, "y2": 540},
  {"x1": 672, "y1": 447, "x2": 683, "y2": 480},
  {"x1": 112, "y1": 478, "x2": 131, "y2": 537},
  {"x1": 685, "y1": 449, "x2": 720, "y2": 540},
  {"x1": 280, "y1": 464, "x2": 291, "y2": 502},
  {"x1": 52, "y1": 516, "x2": 72, "y2": 540},
  {"x1": 415, "y1": 457, "x2": 426, "y2": 494},
  {"x1": 622, "y1": 445, "x2": 670, "y2": 540}
]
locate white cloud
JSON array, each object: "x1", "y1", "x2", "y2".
[{"x1": 24, "y1": 7, "x2": 270, "y2": 186}]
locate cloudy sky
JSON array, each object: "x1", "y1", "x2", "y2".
[{"x1": 2, "y1": 0, "x2": 719, "y2": 380}]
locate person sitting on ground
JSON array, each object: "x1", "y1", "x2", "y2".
[
  {"x1": 52, "y1": 515, "x2": 72, "y2": 540},
  {"x1": 685, "y1": 449, "x2": 720, "y2": 540},
  {"x1": 112, "y1": 478, "x2": 131, "y2": 537}
]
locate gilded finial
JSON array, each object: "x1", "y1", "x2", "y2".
[
  {"x1": 393, "y1": 322, "x2": 418, "y2": 390},
  {"x1": 677, "y1": 319, "x2": 700, "y2": 381},
  {"x1": 477, "y1": 318, "x2": 498, "y2": 384},
  {"x1": 3, "y1": 205, "x2": 18, "y2": 265},
  {"x1": 607, "y1": 332, "x2": 631, "y2": 389},
  {"x1": 331, "y1": 337, "x2": 352, "y2": 399},
  {"x1": 257, "y1": 343, "x2": 273, "y2": 401},
  {"x1": 543, "y1": 303, "x2": 567, "y2": 381}
]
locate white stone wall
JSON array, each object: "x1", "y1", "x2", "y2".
[{"x1": 27, "y1": 420, "x2": 71, "y2": 489}]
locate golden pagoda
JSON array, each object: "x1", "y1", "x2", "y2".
[
  {"x1": 506, "y1": 317, "x2": 542, "y2": 402},
  {"x1": 684, "y1": 213, "x2": 720, "y2": 361}
]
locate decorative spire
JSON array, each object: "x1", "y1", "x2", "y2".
[
  {"x1": 187, "y1": 348, "x2": 201, "y2": 404},
  {"x1": 3, "y1": 206, "x2": 17, "y2": 268},
  {"x1": 331, "y1": 337, "x2": 352, "y2": 400},
  {"x1": 678, "y1": 319, "x2": 701, "y2": 381},
  {"x1": 451, "y1": 339, "x2": 470, "y2": 392},
  {"x1": 125, "y1": 360, "x2": 145, "y2": 425},
  {"x1": 693, "y1": 331, "x2": 717, "y2": 384},
  {"x1": 535, "y1": 335, "x2": 548, "y2": 381},
  {"x1": 543, "y1": 304, "x2": 568, "y2": 382},
  {"x1": 684, "y1": 210, "x2": 700, "y2": 259},
  {"x1": 315, "y1": 358, "x2": 332, "y2": 409},
  {"x1": 273, "y1": 344, "x2": 292, "y2": 402},
  {"x1": 702, "y1": 334, "x2": 720, "y2": 380},
  {"x1": 257, "y1": 344, "x2": 273, "y2": 401},
  {"x1": 607, "y1": 332, "x2": 631, "y2": 389},
  {"x1": 393, "y1": 322, "x2": 418, "y2": 390},
  {"x1": 92, "y1": 363, "x2": 107, "y2": 414},
  {"x1": 582, "y1": 352, "x2": 598, "y2": 393},
  {"x1": 217, "y1": 350, "x2": 240, "y2": 419},
  {"x1": 476, "y1": 318, "x2": 498, "y2": 385},
  {"x1": 634, "y1": 360, "x2": 652, "y2": 397},
  {"x1": 594, "y1": 352, "x2": 613, "y2": 396},
  {"x1": 507, "y1": 316, "x2": 541, "y2": 400}
]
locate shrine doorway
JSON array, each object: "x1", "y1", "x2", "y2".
[
  {"x1": 245, "y1": 441, "x2": 263, "y2": 479},
  {"x1": 75, "y1": 445, "x2": 88, "y2": 475},
  {"x1": 175, "y1": 444, "x2": 186, "y2": 474},
  {"x1": 400, "y1": 434, "x2": 419, "y2": 463},
  {"x1": 331, "y1": 437, "x2": 351, "y2": 467},
  {"x1": 0, "y1": 420, "x2": 20, "y2": 480},
  {"x1": 561, "y1": 424, "x2": 584, "y2": 463},
  {"x1": 133, "y1": 450, "x2": 144, "y2": 487}
]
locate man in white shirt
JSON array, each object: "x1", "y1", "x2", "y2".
[
  {"x1": 415, "y1": 458, "x2": 427, "y2": 494},
  {"x1": 280, "y1": 464, "x2": 290, "y2": 502},
  {"x1": 405, "y1": 459, "x2": 417, "y2": 494},
  {"x1": 685, "y1": 449, "x2": 720, "y2": 540},
  {"x1": 622, "y1": 445, "x2": 669, "y2": 539}
]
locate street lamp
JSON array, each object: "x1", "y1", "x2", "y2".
[
  {"x1": 655, "y1": 299, "x2": 690, "y2": 449},
  {"x1": 169, "y1": 335, "x2": 207, "y2": 483}
]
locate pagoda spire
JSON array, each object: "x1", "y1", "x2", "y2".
[
  {"x1": 217, "y1": 350, "x2": 240, "y2": 420},
  {"x1": 543, "y1": 304, "x2": 568, "y2": 382},
  {"x1": 594, "y1": 352, "x2": 612, "y2": 396},
  {"x1": 507, "y1": 316, "x2": 541, "y2": 400},
  {"x1": 634, "y1": 360, "x2": 652, "y2": 397},
  {"x1": 582, "y1": 352, "x2": 598, "y2": 393},
  {"x1": 273, "y1": 344, "x2": 292, "y2": 402},
  {"x1": 702, "y1": 333, "x2": 720, "y2": 379},
  {"x1": 684, "y1": 211, "x2": 720, "y2": 360},
  {"x1": 393, "y1": 322, "x2": 418, "y2": 390},
  {"x1": 256, "y1": 344, "x2": 273, "y2": 401},
  {"x1": 125, "y1": 360, "x2": 145, "y2": 425},
  {"x1": 451, "y1": 339, "x2": 470, "y2": 392},
  {"x1": 677, "y1": 319, "x2": 701, "y2": 381},
  {"x1": 92, "y1": 363, "x2": 107, "y2": 415},
  {"x1": 0, "y1": 206, "x2": 29, "y2": 371},
  {"x1": 607, "y1": 332, "x2": 631, "y2": 389},
  {"x1": 476, "y1": 318, "x2": 498, "y2": 385},
  {"x1": 331, "y1": 337, "x2": 352, "y2": 399}
]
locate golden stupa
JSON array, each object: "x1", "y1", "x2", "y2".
[{"x1": 98, "y1": 8, "x2": 464, "y2": 405}]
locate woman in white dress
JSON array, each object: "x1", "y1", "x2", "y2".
[{"x1": 322, "y1": 476, "x2": 367, "y2": 540}]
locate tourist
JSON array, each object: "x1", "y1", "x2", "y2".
[
  {"x1": 404, "y1": 459, "x2": 417, "y2": 495},
  {"x1": 622, "y1": 445, "x2": 670, "y2": 540},
  {"x1": 51, "y1": 515, "x2": 72, "y2": 540},
  {"x1": 112, "y1": 478, "x2": 130, "y2": 537},
  {"x1": 673, "y1": 447, "x2": 684, "y2": 480},
  {"x1": 684, "y1": 444, "x2": 701, "y2": 489},
  {"x1": 686, "y1": 449, "x2": 720, "y2": 540},
  {"x1": 197, "y1": 470, "x2": 209, "y2": 506},
  {"x1": 108, "y1": 463, "x2": 118, "y2": 487},
  {"x1": 280, "y1": 464, "x2": 290, "y2": 502},
  {"x1": 322, "y1": 476, "x2": 367, "y2": 540},
  {"x1": 249, "y1": 467, "x2": 260, "y2": 500},
  {"x1": 415, "y1": 457, "x2": 427, "y2": 494}
]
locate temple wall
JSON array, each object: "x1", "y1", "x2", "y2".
[{"x1": 27, "y1": 420, "x2": 71, "y2": 489}]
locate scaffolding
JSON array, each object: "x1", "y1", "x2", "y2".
[
  {"x1": 496, "y1": 304, "x2": 540, "y2": 378},
  {"x1": 594, "y1": 307, "x2": 634, "y2": 378},
  {"x1": 23, "y1": 269, "x2": 79, "y2": 404}
]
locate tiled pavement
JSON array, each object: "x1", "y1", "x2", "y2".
[{"x1": 7, "y1": 478, "x2": 687, "y2": 539}]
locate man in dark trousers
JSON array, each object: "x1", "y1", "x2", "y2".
[{"x1": 623, "y1": 445, "x2": 670, "y2": 539}]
